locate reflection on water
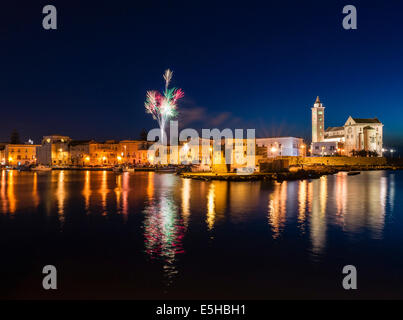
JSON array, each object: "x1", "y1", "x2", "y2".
[
  {"x1": 83, "y1": 170, "x2": 91, "y2": 211},
  {"x1": 56, "y1": 171, "x2": 65, "y2": 224},
  {"x1": 340, "y1": 172, "x2": 387, "y2": 239},
  {"x1": 298, "y1": 180, "x2": 307, "y2": 222},
  {"x1": 310, "y1": 176, "x2": 327, "y2": 256},
  {"x1": 32, "y1": 172, "x2": 39, "y2": 208},
  {"x1": 122, "y1": 172, "x2": 129, "y2": 217},
  {"x1": 0, "y1": 170, "x2": 395, "y2": 242},
  {"x1": 389, "y1": 174, "x2": 395, "y2": 211},
  {"x1": 206, "y1": 183, "x2": 215, "y2": 230},
  {"x1": 99, "y1": 170, "x2": 108, "y2": 215},
  {"x1": 0, "y1": 169, "x2": 398, "y2": 294},
  {"x1": 268, "y1": 181, "x2": 287, "y2": 239},
  {"x1": 143, "y1": 174, "x2": 185, "y2": 287},
  {"x1": 7, "y1": 170, "x2": 16, "y2": 214},
  {"x1": 181, "y1": 178, "x2": 191, "y2": 228},
  {"x1": 0, "y1": 170, "x2": 6, "y2": 213}
]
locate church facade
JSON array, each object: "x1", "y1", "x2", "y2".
[{"x1": 311, "y1": 97, "x2": 383, "y2": 156}]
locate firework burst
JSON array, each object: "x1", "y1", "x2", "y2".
[{"x1": 145, "y1": 69, "x2": 183, "y2": 143}]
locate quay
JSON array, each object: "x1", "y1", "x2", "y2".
[
  {"x1": 180, "y1": 165, "x2": 402, "y2": 182},
  {"x1": 51, "y1": 166, "x2": 156, "y2": 172}
]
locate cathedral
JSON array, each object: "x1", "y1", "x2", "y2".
[{"x1": 311, "y1": 96, "x2": 383, "y2": 156}]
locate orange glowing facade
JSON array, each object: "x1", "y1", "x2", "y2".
[
  {"x1": 36, "y1": 135, "x2": 71, "y2": 166},
  {"x1": 0, "y1": 145, "x2": 5, "y2": 165},
  {"x1": 69, "y1": 140, "x2": 152, "y2": 166},
  {"x1": 119, "y1": 140, "x2": 150, "y2": 165},
  {"x1": 4, "y1": 144, "x2": 39, "y2": 166},
  {"x1": 70, "y1": 140, "x2": 120, "y2": 166}
]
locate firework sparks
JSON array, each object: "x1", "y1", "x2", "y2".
[{"x1": 145, "y1": 69, "x2": 183, "y2": 143}]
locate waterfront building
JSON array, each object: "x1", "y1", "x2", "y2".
[
  {"x1": 87, "y1": 140, "x2": 120, "y2": 166},
  {"x1": 311, "y1": 141, "x2": 340, "y2": 156},
  {"x1": 256, "y1": 137, "x2": 306, "y2": 157},
  {"x1": 69, "y1": 140, "x2": 94, "y2": 166},
  {"x1": 36, "y1": 135, "x2": 71, "y2": 166},
  {"x1": 119, "y1": 140, "x2": 150, "y2": 165},
  {"x1": 0, "y1": 145, "x2": 5, "y2": 165},
  {"x1": 178, "y1": 138, "x2": 212, "y2": 166},
  {"x1": 343, "y1": 117, "x2": 383, "y2": 156},
  {"x1": 4, "y1": 144, "x2": 40, "y2": 166},
  {"x1": 311, "y1": 97, "x2": 384, "y2": 156}
]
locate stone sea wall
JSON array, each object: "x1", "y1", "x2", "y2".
[{"x1": 278, "y1": 156, "x2": 387, "y2": 167}]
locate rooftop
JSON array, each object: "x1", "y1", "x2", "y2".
[
  {"x1": 325, "y1": 126, "x2": 344, "y2": 132},
  {"x1": 352, "y1": 117, "x2": 381, "y2": 124}
]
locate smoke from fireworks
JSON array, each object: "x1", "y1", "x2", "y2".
[{"x1": 145, "y1": 69, "x2": 184, "y2": 143}]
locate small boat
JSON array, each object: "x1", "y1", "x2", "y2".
[
  {"x1": 112, "y1": 166, "x2": 123, "y2": 173},
  {"x1": 122, "y1": 166, "x2": 135, "y2": 173},
  {"x1": 347, "y1": 171, "x2": 360, "y2": 176},
  {"x1": 31, "y1": 165, "x2": 52, "y2": 172}
]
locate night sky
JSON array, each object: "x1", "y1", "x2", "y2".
[{"x1": 1, "y1": 1, "x2": 402, "y2": 150}]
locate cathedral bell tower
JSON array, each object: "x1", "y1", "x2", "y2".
[{"x1": 311, "y1": 96, "x2": 325, "y2": 143}]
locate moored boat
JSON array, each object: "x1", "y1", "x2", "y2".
[
  {"x1": 122, "y1": 166, "x2": 135, "y2": 173},
  {"x1": 112, "y1": 165, "x2": 123, "y2": 173},
  {"x1": 31, "y1": 165, "x2": 52, "y2": 172}
]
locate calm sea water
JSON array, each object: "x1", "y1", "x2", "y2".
[{"x1": 0, "y1": 169, "x2": 401, "y2": 299}]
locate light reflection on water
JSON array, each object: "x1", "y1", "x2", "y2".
[
  {"x1": 0, "y1": 169, "x2": 399, "y2": 296},
  {"x1": 143, "y1": 174, "x2": 185, "y2": 287},
  {"x1": 0, "y1": 170, "x2": 395, "y2": 244}
]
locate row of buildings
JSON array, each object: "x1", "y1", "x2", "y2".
[
  {"x1": 0, "y1": 136, "x2": 150, "y2": 167},
  {"x1": 0, "y1": 97, "x2": 384, "y2": 167},
  {"x1": 0, "y1": 135, "x2": 306, "y2": 168}
]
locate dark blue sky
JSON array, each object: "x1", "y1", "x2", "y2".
[{"x1": 1, "y1": 0, "x2": 402, "y2": 149}]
